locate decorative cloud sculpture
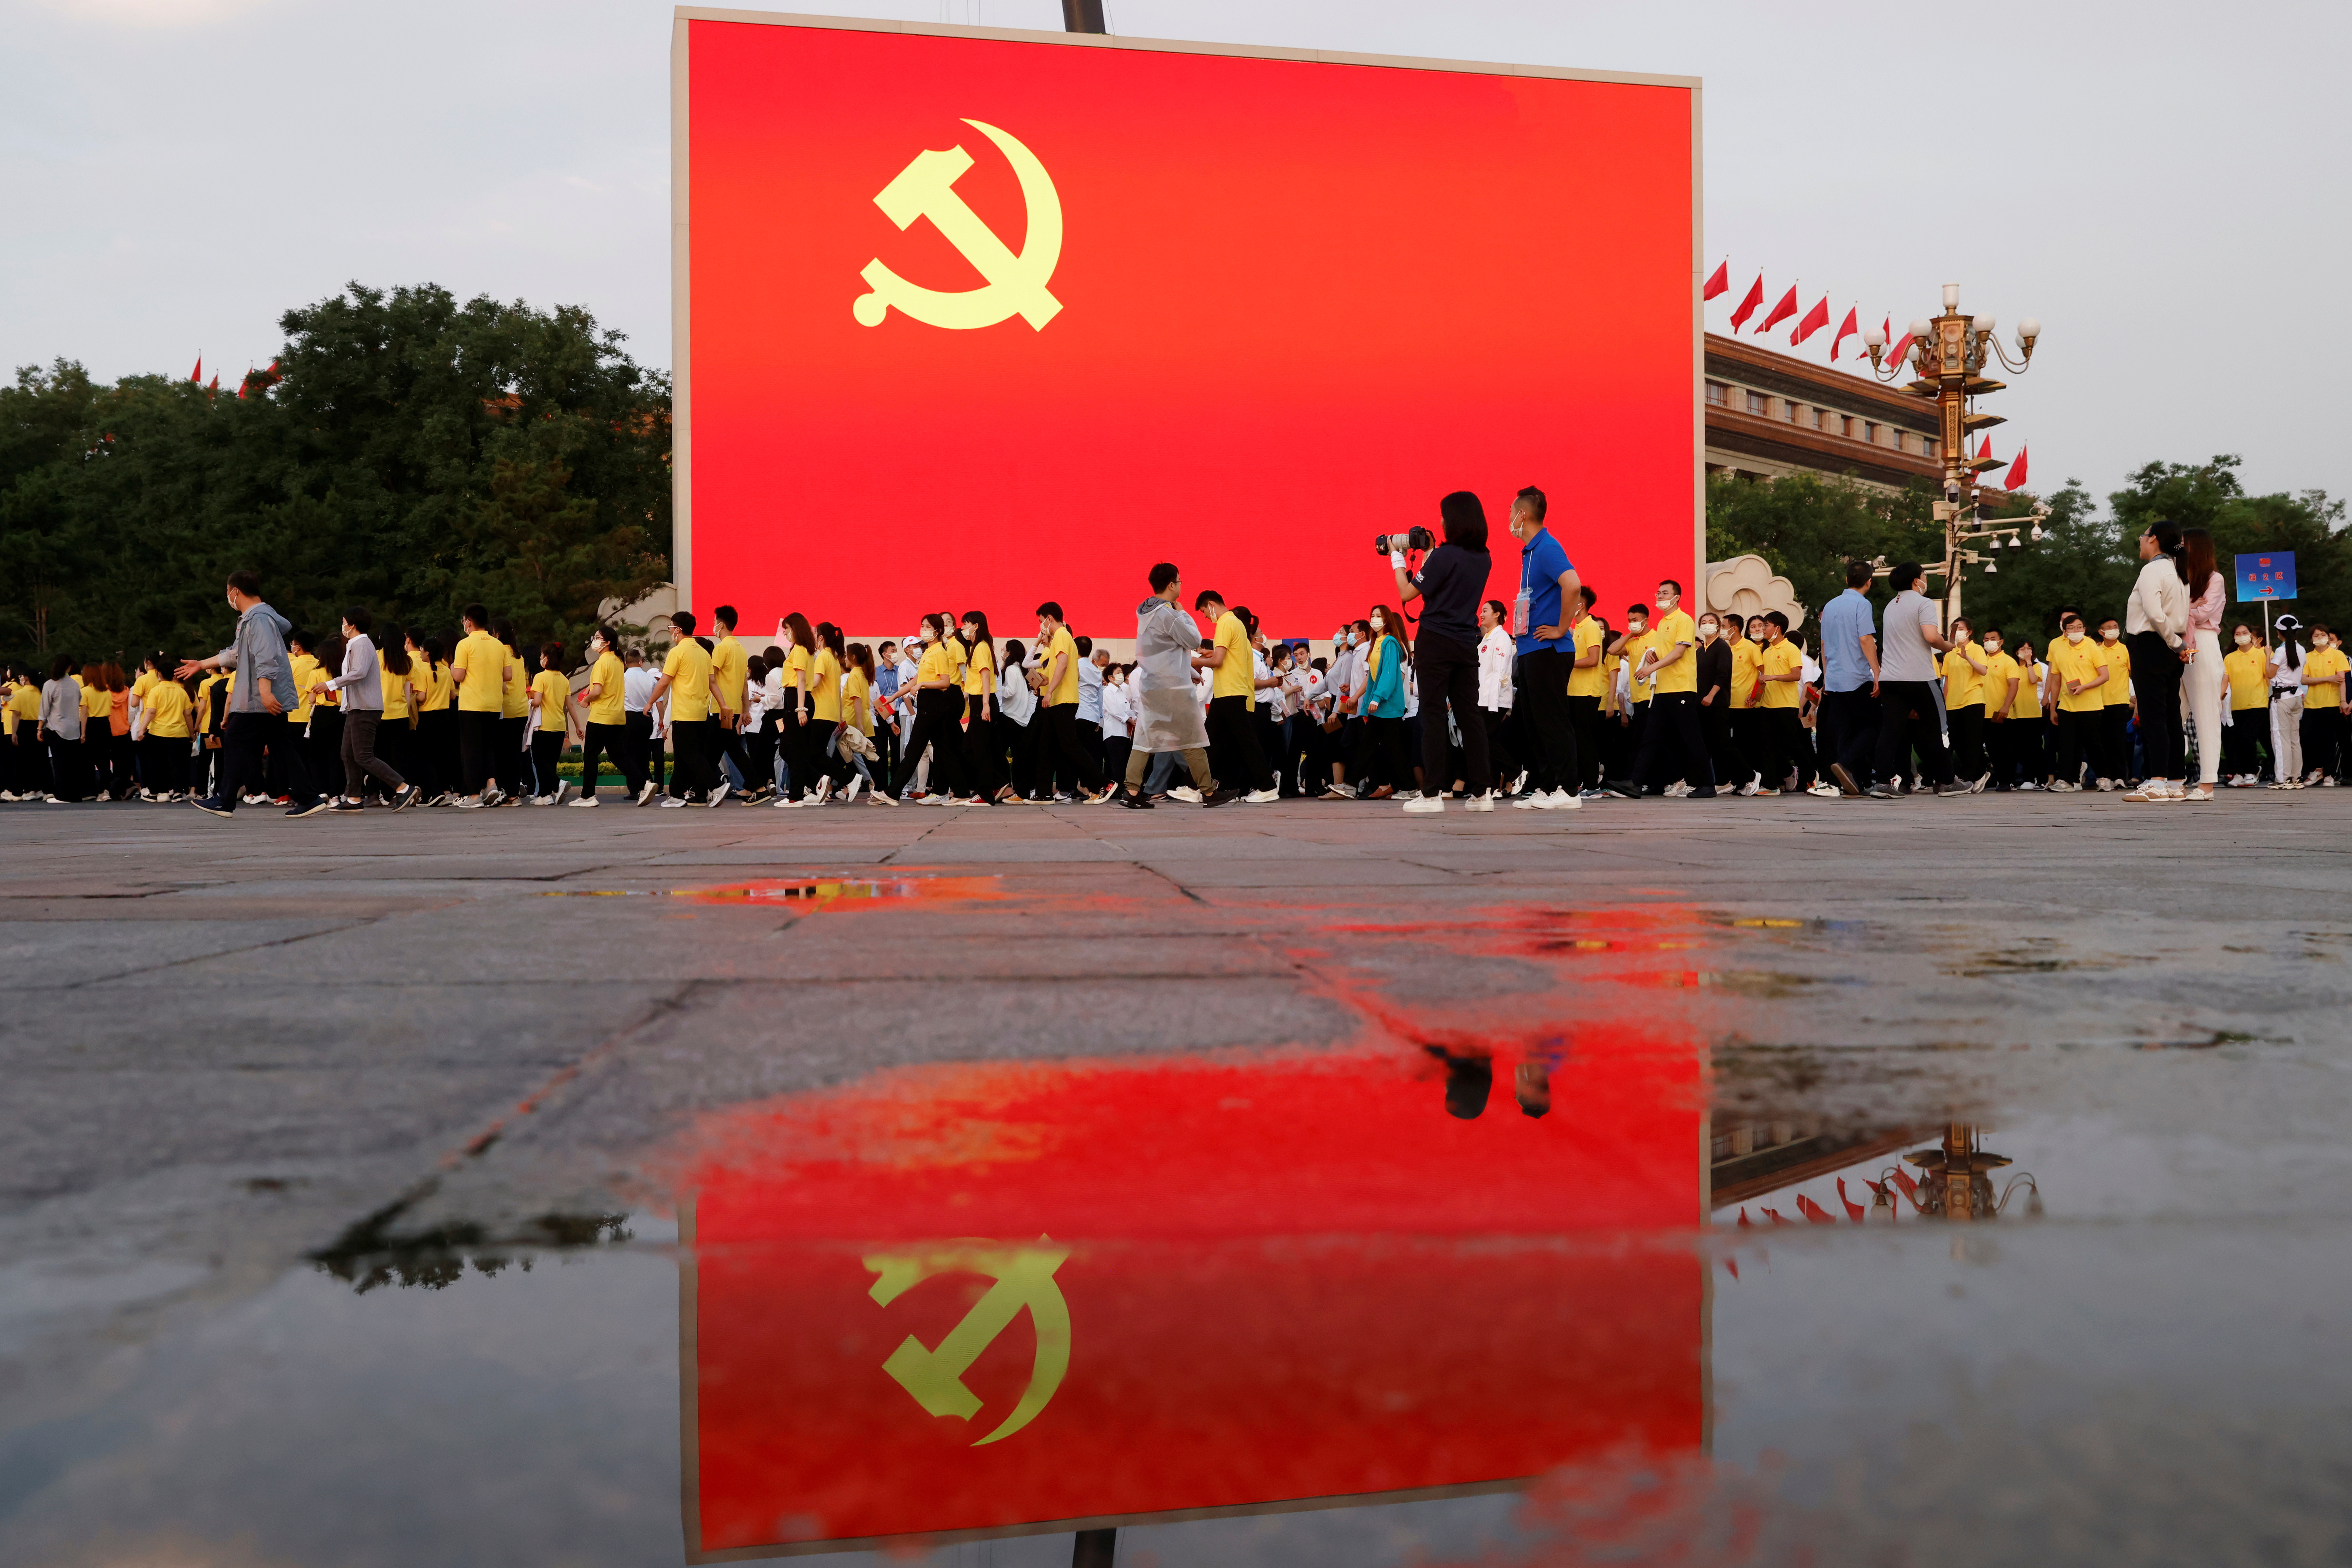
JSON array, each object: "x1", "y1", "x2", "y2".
[{"x1": 1704, "y1": 554, "x2": 1807, "y2": 632}]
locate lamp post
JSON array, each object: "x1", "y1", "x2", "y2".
[{"x1": 1862, "y1": 286, "x2": 2045, "y2": 626}]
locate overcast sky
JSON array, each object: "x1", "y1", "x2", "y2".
[{"x1": 7, "y1": 0, "x2": 2347, "y2": 512}]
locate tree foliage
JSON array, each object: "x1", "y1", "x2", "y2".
[{"x1": 0, "y1": 283, "x2": 669, "y2": 668}]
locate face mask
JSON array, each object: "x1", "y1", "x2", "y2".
[
  {"x1": 1698, "y1": 625, "x2": 1717, "y2": 640},
  {"x1": 1370, "y1": 617, "x2": 1384, "y2": 631},
  {"x1": 1629, "y1": 621, "x2": 1647, "y2": 635},
  {"x1": 1654, "y1": 596, "x2": 1673, "y2": 611},
  {"x1": 2236, "y1": 634, "x2": 2253, "y2": 647},
  {"x1": 2102, "y1": 628, "x2": 2120, "y2": 642},
  {"x1": 1984, "y1": 642, "x2": 2001, "y2": 654},
  {"x1": 2066, "y1": 630, "x2": 2085, "y2": 644}
]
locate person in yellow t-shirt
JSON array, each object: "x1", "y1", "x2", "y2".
[
  {"x1": 1609, "y1": 580, "x2": 1715, "y2": 797},
  {"x1": 1940, "y1": 618, "x2": 1993, "y2": 790},
  {"x1": 834, "y1": 642, "x2": 881, "y2": 801},
  {"x1": 2046, "y1": 615, "x2": 2112, "y2": 791},
  {"x1": 449, "y1": 604, "x2": 515, "y2": 805},
  {"x1": 707, "y1": 605, "x2": 752, "y2": 798},
  {"x1": 2006, "y1": 639, "x2": 2048, "y2": 789},
  {"x1": 955, "y1": 612, "x2": 1001, "y2": 805},
  {"x1": 2219, "y1": 623, "x2": 2270, "y2": 785},
  {"x1": 1552, "y1": 588, "x2": 1608, "y2": 799},
  {"x1": 771, "y1": 612, "x2": 820, "y2": 806},
  {"x1": 1978, "y1": 629, "x2": 2020, "y2": 790},
  {"x1": 5, "y1": 666, "x2": 45, "y2": 799},
  {"x1": 886, "y1": 613, "x2": 966, "y2": 804},
  {"x1": 140, "y1": 674, "x2": 193, "y2": 799},
  {"x1": 526, "y1": 642, "x2": 575, "y2": 804},
  {"x1": 2094, "y1": 618, "x2": 2134, "y2": 788},
  {"x1": 574, "y1": 625, "x2": 634, "y2": 805},
  {"x1": 649, "y1": 609, "x2": 724, "y2": 806},
  {"x1": 1610, "y1": 603, "x2": 1653, "y2": 774},
  {"x1": 1033, "y1": 601, "x2": 1106, "y2": 799},
  {"x1": 2300, "y1": 623, "x2": 2351, "y2": 784},
  {"x1": 801, "y1": 624, "x2": 850, "y2": 804},
  {"x1": 1744, "y1": 611, "x2": 1806, "y2": 795},
  {"x1": 1195, "y1": 589, "x2": 1274, "y2": 799}
]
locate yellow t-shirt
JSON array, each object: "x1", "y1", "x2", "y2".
[
  {"x1": 843, "y1": 667, "x2": 874, "y2": 735},
  {"x1": 2098, "y1": 636, "x2": 2133, "y2": 707},
  {"x1": 1211, "y1": 611, "x2": 1255, "y2": 705},
  {"x1": 2049, "y1": 637, "x2": 2110, "y2": 713},
  {"x1": 454, "y1": 630, "x2": 507, "y2": 712},
  {"x1": 194, "y1": 674, "x2": 223, "y2": 734},
  {"x1": 662, "y1": 638, "x2": 714, "y2": 722},
  {"x1": 782, "y1": 645, "x2": 812, "y2": 708},
  {"x1": 1622, "y1": 629, "x2": 1656, "y2": 705},
  {"x1": 144, "y1": 680, "x2": 192, "y2": 740},
  {"x1": 710, "y1": 634, "x2": 747, "y2": 719},
  {"x1": 1647, "y1": 608, "x2": 1697, "y2": 695},
  {"x1": 1759, "y1": 639, "x2": 1804, "y2": 709},
  {"x1": 419, "y1": 660, "x2": 453, "y2": 712},
  {"x1": 2304, "y1": 646, "x2": 2351, "y2": 707},
  {"x1": 1565, "y1": 618, "x2": 1607, "y2": 698},
  {"x1": 962, "y1": 639, "x2": 996, "y2": 698},
  {"x1": 1942, "y1": 643, "x2": 1985, "y2": 710},
  {"x1": 288, "y1": 653, "x2": 320, "y2": 723},
  {"x1": 380, "y1": 654, "x2": 416, "y2": 721},
  {"x1": 1730, "y1": 638, "x2": 1761, "y2": 708},
  {"x1": 915, "y1": 639, "x2": 955, "y2": 689},
  {"x1": 1982, "y1": 652, "x2": 2019, "y2": 716},
  {"x1": 810, "y1": 648, "x2": 844, "y2": 722},
  {"x1": 530, "y1": 668, "x2": 569, "y2": 734},
  {"x1": 4, "y1": 683, "x2": 33, "y2": 736},
  {"x1": 81, "y1": 680, "x2": 110, "y2": 721},
  {"x1": 2009, "y1": 658, "x2": 2042, "y2": 720},
  {"x1": 1042, "y1": 627, "x2": 1081, "y2": 706},
  {"x1": 586, "y1": 651, "x2": 625, "y2": 726},
  {"x1": 501, "y1": 654, "x2": 529, "y2": 719},
  {"x1": 130, "y1": 670, "x2": 158, "y2": 707},
  {"x1": 2223, "y1": 644, "x2": 2270, "y2": 711}
]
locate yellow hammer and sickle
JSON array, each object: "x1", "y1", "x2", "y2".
[
  {"x1": 863, "y1": 1241, "x2": 1072, "y2": 1446},
  {"x1": 852, "y1": 120, "x2": 1064, "y2": 332}
]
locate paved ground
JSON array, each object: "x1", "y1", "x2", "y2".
[{"x1": 4, "y1": 791, "x2": 2349, "y2": 1567}]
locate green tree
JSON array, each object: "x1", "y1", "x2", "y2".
[
  {"x1": 1947, "y1": 479, "x2": 2131, "y2": 652},
  {"x1": 1705, "y1": 469, "x2": 1940, "y2": 618}
]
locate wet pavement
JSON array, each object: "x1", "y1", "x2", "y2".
[{"x1": 3, "y1": 793, "x2": 2348, "y2": 1567}]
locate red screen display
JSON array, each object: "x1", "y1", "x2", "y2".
[{"x1": 679, "y1": 16, "x2": 1698, "y2": 640}]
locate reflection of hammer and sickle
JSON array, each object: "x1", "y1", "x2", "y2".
[
  {"x1": 863, "y1": 1241, "x2": 1072, "y2": 1446},
  {"x1": 852, "y1": 120, "x2": 1064, "y2": 332}
]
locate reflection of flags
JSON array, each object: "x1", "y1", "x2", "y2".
[
  {"x1": 1890, "y1": 1169, "x2": 1920, "y2": 1203},
  {"x1": 1735, "y1": 1207, "x2": 1752, "y2": 1229},
  {"x1": 1760, "y1": 1206, "x2": 1789, "y2": 1225},
  {"x1": 1830, "y1": 307, "x2": 1859, "y2": 361},
  {"x1": 1703, "y1": 259, "x2": 1729, "y2": 300},
  {"x1": 1758, "y1": 285, "x2": 1800, "y2": 335},
  {"x1": 1728, "y1": 273, "x2": 1765, "y2": 331},
  {"x1": 1795, "y1": 1193, "x2": 1836, "y2": 1225},
  {"x1": 2004, "y1": 443, "x2": 2030, "y2": 491},
  {"x1": 1836, "y1": 1177, "x2": 1867, "y2": 1222},
  {"x1": 1789, "y1": 296, "x2": 1831, "y2": 347}
]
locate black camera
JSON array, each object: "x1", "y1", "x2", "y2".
[{"x1": 1373, "y1": 527, "x2": 1434, "y2": 557}]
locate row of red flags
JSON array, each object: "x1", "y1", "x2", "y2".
[
  {"x1": 188, "y1": 356, "x2": 279, "y2": 399},
  {"x1": 1705, "y1": 261, "x2": 2032, "y2": 492}
]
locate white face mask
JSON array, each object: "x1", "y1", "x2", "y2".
[
  {"x1": 1654, "y1": 596, "x2": 1673, "y2": 611},
  {"x1": 1628, "y1": 622, "x2": 1647, "y2": 636},
  {"x1": 1370, "y1": 616, "x2": 1384, "y2": 631},
  {"x1": 2066, "y1": 630, "x2": 2086, "y2": 644},
  {"x1": 2235, "y1": 634, "x2": 2253, "y2": 647},
  {"x1": 2101, "y1": 628, "x2": 2120, "y2": 642},
  {"x1": 1984, "y1": 642, "x2": 2001, "y2": 654},
  {"x1": 1698, "y1": 624, "x2": 1718, "y2": 640}
]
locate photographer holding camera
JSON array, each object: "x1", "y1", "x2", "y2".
[{"x1": 1384, "y1": 491, "x2": 1495, "y2": 813}]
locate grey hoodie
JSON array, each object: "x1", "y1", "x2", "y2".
[{"x1": 215, "y1": 602, "x2": 297, "y2": 716}]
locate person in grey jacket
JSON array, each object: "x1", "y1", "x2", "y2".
[
  {"x1": 175, "y1": 570, "x2": 326, "y2": 818},
  {"x1": 311, "y1": 606, "x2": 418, "y2": 812},
  {"x1": 1116, "y1": 562, "x2": 1233, "y2": 809},
  {"x1": 39, "y1": 655, "x2": 88, "y2": 802}
]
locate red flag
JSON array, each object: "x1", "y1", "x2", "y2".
[
  {"x1": 1760, "y1": 1206, "x2": 1789, "y2": 1226},
  {"x1": 1757, "y1": 284, "x2": 1800, "y2": 335},
  {"x1": 1788, "y1": 296, "x2": 1831, "y2": 347},
  {"x1": 1977, "y1": 435, "x2": 1993, "y2": 464},
  {"x1": 1836, "y1": 1177, "x2": 1867, "y2": 1222},
  {"x1": 2004, "y1": 443, "x2": 2030, "y2": 491},
  {"x1": 207, "y1": 374, "x2": 219, "y2": 392},
  {"x1": 1795, "y1": 1193, "x2": 1837, "y2": 1225},
  {"x1": 1829, "y1": 307, "x2": 1859, "y2": 362},
  {"x1": 1703, "y1": 259, "x2": 1729, "y2": 301},
  {"x1": 1727, "y1": 273, "x2": 1764, "y2": 331},
  {"x1": 189, "y1": 356, "x2": 202, "y2": 383},
  {"x1": 1735, "y1": 1208, "x2": 1752, "y2": 1229},
  {"x1": 1889, "y1": 1169, "x2": 1919, "y2": 1203}
]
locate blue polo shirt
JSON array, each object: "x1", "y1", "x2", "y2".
[
  {"x1": 1819, "y1": 588, "x2": 1877, "y2": 692},
  {"x1": 1514, "y1": 528, "x2": 1575, "y2": 658}
]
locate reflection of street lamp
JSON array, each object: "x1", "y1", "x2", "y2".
[
  {"x1": 1870, "y1": 1123, "x2": 2040, "y2": 1222},
  {"x1": 1862, "y1": 286, "x2": 2045, "y2": 625}
]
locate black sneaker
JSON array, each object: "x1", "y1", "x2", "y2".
[
  {"x1": 1864, "y1": 783, "x2": 1901, "y2": 800},
  {"x1": 1605, "y1": 783, "x2": 1643, "y2": 800},
  {"x1": 1200, "y1": 786, "x2": 1239, "y2": 808},
  {"x1": 1118, "y1": 789, "x2": 1155, "y2": 809},
  {"x1": 189, "y1": 795, "x2": 233, "y2": 818},
  {"x1": 287, "y1": 799, "x2": 333, "y2": 818},
  {"x1": 326, "y1": 799, "x2": 363, "y2": 814},
  {"x1": 391, "y1": 784, "x2": 422, "y2": 811}
]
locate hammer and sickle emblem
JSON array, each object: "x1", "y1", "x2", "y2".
[
  {"x1": 863, "y1": 1241, "x2": 1072, "y2": 1446},
  {"x1": 852, "y1": 120, "x2": 1064, "y2": 332}
]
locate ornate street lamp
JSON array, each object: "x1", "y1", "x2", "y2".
[
  {"x1": 1861, "y1": 286, "x2": 2046, "y2": 623},
  {"x1": 1868, "y1": 1122, "x2": 2041, "y2": 1223}
]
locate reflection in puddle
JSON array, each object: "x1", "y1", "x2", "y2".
[{"x1": 539, "y1": 876, "x2": 1004, "y2": 908}]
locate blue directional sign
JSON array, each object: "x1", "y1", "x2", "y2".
[{"x1": 2235, "y1": 551, "x2": 2296, "y2": 602}]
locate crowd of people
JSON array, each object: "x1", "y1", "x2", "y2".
[{"x1": 5, "y1": 504, "x2": 2345, "y2": 816}]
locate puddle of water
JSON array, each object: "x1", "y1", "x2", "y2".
[{"x1": 538, "y1": 876, "x2": 1005, "y2": 909}]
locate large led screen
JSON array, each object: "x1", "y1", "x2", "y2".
[{"x1": 675, "y1": 11, "x2": 1700, "y2": 639}]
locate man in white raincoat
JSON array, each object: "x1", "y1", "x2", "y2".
[{"x1": 1118, "y1": 562, "x2": 1235, "y2": 809}]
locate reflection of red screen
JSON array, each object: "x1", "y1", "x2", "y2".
[
  {"x1": 679, "y1": 16, "x2": 1698, "y2": 637},
  {"x1": 681, "y1": 1046, "x2": 1704, "y2": 1557}
]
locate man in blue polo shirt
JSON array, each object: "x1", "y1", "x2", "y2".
[
  {"x1": 1816, "y1": 558, "x2": 1884, "y2": 796},
  {"x1": 1506, "y1": 485, "x2": 1583, "y2": 807}
]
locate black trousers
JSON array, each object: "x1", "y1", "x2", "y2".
[
  {"x1": 1511, "y1": 649, "x2": 1575, "y2": 795},
  {"x1": 892, "y1": 689, "x2": 966, "y2": 798},
  {"x1": 1414, "y1": 633, "x2": 1490, "y2": 796},
  {"x1": 2130, "y1": 630, "x2": 2183, "y2": 779},
  {"x1": 2097, "y1": 704, "x2": 2133, "y2": 782},
  {"x1": 583, "y1": 719, "x2": 633, "y2": 799},
  {"x1": 531, "y1": 731, "x2": 565, "y2": 798},
  {"x1": 1948, "y1": 705, "x2": 1987, "y2": 783},
  {"x1": 2054, "y1": 708, "x2": 2097, "y2": 785},
  {"x1": 415, "y1": 708, "x2": 458, "y2": 797},
  {"x1": 500, "y1": 716, "x2": 529, "y2": 792},
  {"x1": 962, "y1": 697, "x2": 1000, "y2": 798},
  {"x1": 1207, "y1": 693, "x2": 1271, "y2": 793},
  {"x1": 1353, "y1": 715, "x2": 1413, "y2": 789},
  {"x1": 1874, "y1": 679, "x2": 1949, "y2": 789},
  {"x1": 1042, "y1": 702, "x2": 1103, "y2": 794},
  {"x1": 341, "y1": 711, "x2": 406, "y2": 797},
  {"x1": 45, "y1": 735, "x2": 87, "y2": 801},
  {"x1": 1703, "y1": 702, "x2": 1745, "y2": 788},
  {"x1": 712, "y1": 718, "x2": 749, "y2": 793},
  {"x1": 2222, "y1": 711, "x2": 2264, "y2": 777},
  {"x1": 220, "y1": 711, "x2": 317, "y2": 809},
  {"x1": 669, "y1": 716, "x2": 719, "y2": 798},
  {"x1": 457, "y1": 710, "x2": 502, "y2": 795},
  {"x1": 1818, "y1": 687, "x2": 1879, "y2": 787},
  {"x1": 2304, "y1": 705, "x2": 2348, "y2": 780},
  {"x1": 1566, "y1": 695, "x2": 1602, "y2": 791},
  {"x1": 1749, "y1": 705, "x2": 1800, "y2": 787},
  {"x1": 138, "y1": 734, "x2": 186, "y2": 796},
  {"x1": 1624, "y1": 690, "x2": 1713, "y2": 794}
]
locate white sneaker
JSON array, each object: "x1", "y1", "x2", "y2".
[
  {"x1": 457, "y1": 795, "x2": 484, "y2": 809},
  {"x1": 1168, "y1": 785, "x2": 1203, "y2": 803},
  {"x1": 569, "y1": 796, "x2": 600, "y2": 807},
  {"x1": 529, "y1": 795, "x2": 554, "y2": 807},
  {"x1": 843, "y1": 775, "x2": 864, "y2": 803},
  {"x1": 659, "y1": 796, "x2": 687, "y2": 808},
  {"x1": 870, "y1": 790, "x2": 899, "y2": 805},
  {"x1": 1463, "y1": 791, "x2": 1495, "y2": 812},
  {"x1": 1244, "y1": 788, "x2": 1279, "y2": 804},
  {"x1": 1402, "y1": 795, "x2": 1444, "y2": 813},
  {"x1": 1554, "y1": 788, "x2": 1583, "y2": 810},
  {"x1": 1511, "y1": 791, "x2": 1545, "y2": 809},
  {"x1": 637, "y1": 781, "x2": 658, "y2": 807},
  {"x1": 710, "y1": 781, "x2": 731, "y2": 808},
  {"x1": 773, "y1": 795, "x2": 805, "y2": 808},
  {"x1": 1737, "y1": 780, "x2": 1758, "y2": 797},
  {"x1": 812, "y1": 776, "x2": 832, "y2": 804},
  {"x1": 1806, "y1": 783, "x2": 1840, "y2": 798},
  {"x1": 923, "y1": 792, "x2": 952, "y2": 805},
  {"x1": 1663, "y1": 781, "x2": 1692, "y2": 799}
]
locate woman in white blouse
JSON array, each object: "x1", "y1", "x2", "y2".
[
  {"x1": 2122, "y1": 521, "x2": 2190, "y2": 801},
  {"x1": 1475, "y1": 599, "x2": 1518, "y2": 794}
]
